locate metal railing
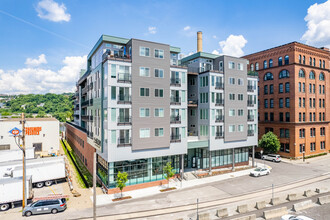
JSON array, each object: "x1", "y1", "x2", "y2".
[
  {"x1": 170, "y1": 115, "x2": 181, "y2": 124},
  {"x1": 118, "y1": 73, "x2": 131, "y2": 83},
  {"x1": 117, "y1": 137, "x2": 131, "y2": 146},
  {"x1": 247, "y1": 100, "x2": 255, "y2": 107},
  {"x1": 248, "y1": 130, "x2": 254, "y2": 136},
  {"x1": 248, "y1": 115, "x2": 254, "y2": 121},
  {"x1": 215, "y1": 115, "x2": 224, "y2": 122},
  {"x1": 215, "y1": 132, "x2": 224, "y2": 139},
  {"x1": 170, "y1": 78, "x2": 181, "y2": 86},
  {"x1": 215, "y1": 82, "x2": 224, "y2": 90},
  {"x1": 117, "y1": 116, "x2": 132, "y2": 125},
  {"x1": 118, "y1": 94, "x2": 131, "y2": 104},
  {"x1": 215, "y1": 99, "x2": 224, "y2": 106},
  {"x1": 247, "y1": 85, "x2": 255, "y2": 92},
  {"x1": 170, "y1": 96, "x2": 181, "y2": 105},
  {"x1": 170, "y1": 135, "x2": 181, "y2": 143}
]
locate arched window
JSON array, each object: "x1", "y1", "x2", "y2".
[
  {"x1": 264, "y1": 72, "x2": 274, "y2": 81},
  {"x1": 284, "y1": 55, "x2": 289, "y2": 65},
  {"x1": 319, "y1": 60, "x2": 322, "y2": 68},
  {"x1": 255, "y1": 62, "x2": 259, "y2": 70},
  {"x1": 309, "y1": 71, "x2": 315, "y2": 79},
  {"x1": 269, "y1": 59, "x2": 273, "y2": 68},
  {"x1": 303, "y1": 56, "x2": 305, "y2": 64},
  {"x1": 250, "y1": 63, "x2": 254, "y2": 71},
  {"x1": 279, "y1": 70, "x2": 290, "y2": 79},
  {"x1": 309, "y1": 57, "x2": 312, "y2": 65},
  {"x1": 298, "y1": 69, "x2": 305, "y2": 78},
  {"x1": 278, "y1": 57, "x2": 283, "y2": 66},
  {"x1": 299, "y1": 55, "x2": 301, "y2": 64},
  {"x1": 323, "y1": 60, "x2": 325, "y2": 69},
  {"x1": 319, "y1": 72, "x2": 325, "y2": 81},
  {"x1": 263, "y1": 60, "x2": 267, "y2": 69},
  {"x1": 313, "y1": 58, "x2": 315, "y2": 66}
]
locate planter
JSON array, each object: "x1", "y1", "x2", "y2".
[
  {"x1": 112, "y1": 196, "x2": 132, "y2": 202},
  {"x1": 160, "y1": 187, "x2": 176, "y2": 192}
]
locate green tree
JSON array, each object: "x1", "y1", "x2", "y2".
[
  {"x1": 116, "y1": 171, "x2": 128, "y2": 198},
  {"x1": 163, "y1": 162, "x2": 175, "y2": 188},
  {"x1": 258, "y1": 131, "x2": 280, "y2": 154}
]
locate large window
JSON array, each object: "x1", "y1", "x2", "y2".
[
  {"x1": 299, "y1": 55, "x2": 301, "y2": 64},
  {"x1": 154, "y1": 49, "x2": 164, "y2": 58},
  {"x1": 155, "y1": 69, "x2": 164, "y2": 78},
  {"x1": 139, "y1": 67, "x2": 150, "y2": 77},
  {"x1": 319, "y1": 72, "x2": 325, "y2": 81},
  {"x1": 269, "y1": 59, "x2": 273, "y2": 68},
  {"x1": 298, "y1": 69, "x2": 305, "y2": 78},
  {"x1": 139, "y1": 108, "x2": 150, "y2": 117},
  {"x1": 264, "y1": 72, "x2": 273, "y2": 81},
  {"x1": 140, "y1": 128, "x2": 150, "y2": 138},
  {"x1": 139, "y1": 47, "x2": 150, "y2": 56},
  {"x1": 255, "y1": 62, "x2": 259, "y2": 70},
  {"x1": 279, "y1": 70, "x2": 289, "y2": 79},
  {"x1": 140, "y1": 88, "x2": 150, "y2": 96},
  {"x1": 250, "y1": 63, "x2": 254, "y2": 71},
  {"x1": 278, "y1": 57, "x2": 283, "y2": 66},
  {"x1": 284, "y1": 55, "x2": 289, "y2": 65},
  {"x1": 263, "y1": 60, "x2": 267, "y2": 69},
  {"x1": 279, "y1": 83, "x2": 283, "y2": 93},
  {"x1": 285, "y1": 82, "x2": 290, "y2": 93},
  {"x1": 309, "y1": 71, "x2": 315, "y2": 79},
  {"x1": 303, "y1": 56, "x2": 305, "y2": 64}
]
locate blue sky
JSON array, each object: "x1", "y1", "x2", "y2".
[{"x1": 0, "y1": 0, "x2": 329, "y2": 94}]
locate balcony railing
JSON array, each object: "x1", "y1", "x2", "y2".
[
  {"x1": 170, "y1": 115, "x2": 181, "y2": 124},
  {"x1": 170, "y1": 96, "x2": 181, "y2": 105},
  {"x1": 118, "y1": 73, "x2": 131, "y2": 83},
  {"x1": 117, "y1": 116, "x2": 132, "y2": 125},
  {"x1": 247, "y1": 85, "x2": 255, "y2": 92},
  {"x1": 248, "y1": 115, "x2": 254, "y2": 121},
  {"x1": 248, "y1": 130, "x2": 254, "y2": 136},
  {"x1": 170, "y1": 134, "x2": 181, "y2": 143},
  {"x1": 81, "y1": 115, "x2": 88, "y2": 121},
  {"x1": 215, "y1": 82, "x2": 224, "y2": 90},
  {"x1": 215, "y1": 132, "x2": 224, "y2": 139},
  {"x1": 215, "y1": 115, "x2": 224, "y2": 122},
  {"x1": 118, "y1": 94, "x2": 131, "y2": 104},
  {"x1": 215, "y1": 99, "x2": 224, "y2": 106},
  {"x1": 117, "y1": 137, "x2": 131, "y2": 146},
  {"x1": 247, "y1": 100, "x2": 255, "y2": 107},
  {"x1": 170, "y1": 78, "x2": 181, "y2": 86},
  {"x1": 102, "y1": 51, "x2": 131, "y2": 62},
  {"x1": 188, "y1": 99, "x2": 198, "y2": 106}
]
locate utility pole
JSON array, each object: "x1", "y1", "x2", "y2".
[
  {"x1": 93, "y1": 151, "x2": 96, "y2": 220},
  {"x1": 21, "y1": 113, "x2": 27, "y2": 210}
]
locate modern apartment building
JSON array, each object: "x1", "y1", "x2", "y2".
[
  {"x1": 67, "y1": 33, "x2": 258, "y2": 193},
  {"x1": 243, "y1": 42, "x2": 330, "y2": 158}
]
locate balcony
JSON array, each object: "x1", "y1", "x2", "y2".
[
  {"x1": 170, "y1": 96, "x2": 181, "y2": 105},
  {"x1": 215, "y1": 132, "x2": 224, "y2": 139},
  {"x1": 87, "y1": 131, "x2": 93, "y2": 139},
  {"x1": 102, "y1": 51, "x2": 131, "y2": 63},
  {"x1": 215, "y1": 115, "x2": 224, "y2": 122},
  {"x1": 170, "y1": 115, "x2": 181, "y2": 124},
  {"x1": 215, "y1": 99, "x2": 224, "y2": 106},
  {"x1": 117, "y1": 116, "x2": 132, "y2": 125},
  {"x1": 248, "y1": 115, "x2": 254, "y2": 121},
  {"x1": 247, "y1": 101, "x2": 255, "y2": 107},
  {"x1": 170, "y1": 134, "x2": 181, "y2": 143},
  {"x1": 188, "y1": 99, "x2": 198, "y2": 107},
  {"x1": 170, "y1": 78, "x2": 181, "y2": 86},
  {"x1": 117, "y1": 137, "x2": 131, "y2": 147},
  {"x1": 117, "y1": 94, "x2": 131, "y2": 104},
  {"x1": 82, "y1": 86, "x2": 88, "y2": 94},
  {"x1": 248, "y1": 130, "x2": 254, "y2": 136},
  {"x1": 81, "y1": 99, "x2": 93, "y2": 107},
  {"x1": 215, "y1": 82, "x2": 224, "y2": 90},
  {"x1": 247, "y1": 85, "x2": 255, "y2": 92},
  {"x1": 81, "y1": 115, "x2": 88, "y2": 121},
  {"x1": 118, "y1": 73, "x2": 131, "y2": 83}
]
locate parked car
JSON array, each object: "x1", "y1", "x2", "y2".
[
  {"x1": 23, "y1": 198, "x2": 67, "y2": 217},
  {"x1": 281, "y1": 215, "x2": 314, "y2": 220},
  {"x1": 248, "y1": 151, "x2": 263, "y2": 159},
  {"x1": 262, "y1": 154, "x2": 281, "y2": 162},
  {"x1": 250, "y1": 167, "x2": 270, "y2": 177}
]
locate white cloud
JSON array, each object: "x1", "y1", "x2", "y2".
[
  {"x1": 36, "y1": 0, "x2": 71, "y2": 22},
  {"x1": 217, "y1": 35, "x2": 248, "y2": 57},
  {"x1": 183, "y1": 26, "x2": 191, "y2": 31},
  {"x1": 301, "y1": 0, "x2": 330, "y2": 47},
  {"x1": 213, "y1": 35, "x2": 217, "y2": 39},
  {"x1": 25, "y1": 54, "x2": 47, "y2": 67},
  {"x1": 148, "y1": 26, "x2": 157, "y2": 34},
  {"x1": 0, "y1": 55, "x2": 86, "y2": 94},
  {"x1": 212, "y1": 50, "x2": 220, "y2": 55}
]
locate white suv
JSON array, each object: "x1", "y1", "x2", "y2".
[{"x1": 262, "y1": 154, "x2": 281, "y2": 162}]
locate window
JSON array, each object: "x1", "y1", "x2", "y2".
[
  {"x1": 299, "y1": 98, "x2": 302, "y2": 107},
  {"x1": 250, "y1": 63, "x2": 254, "y2": 71},
  {"x1": 264, "y1": 72, "x2": 273, "y2": 81},
  {"x1": 323, "y1": 85, "x2": 325, "y2": 94},
  {"x1": 238, "y1": 109, "x2": 244, "y2": 116},
  {"x1": 278, "y1": 57, "x2": 283, "y2": 66},
  {"x1": 313, "y1": 58, "x2": 315, "y2": 66},
  {"x1": 155, "y1": 89, "x2": 164, "y2": 97},
  {"x1": 263, "y1": 60, "x2": 267, "y2": 69},
  {"x1": 229, "y1": 77, "x2": 235, "y2": 84},
  {"x1": 300, "y1": 144, "x2": 305, "y2": 153},
  {"x1": 286, "y1": 112, "x2": 290, "y2": 122},
  {"x1": 299, "y1": 69, "x2": 305, "y2": 78},
  {"x1": 139, "y1": 67, "x2": 150, "y2": 77},
  {"x1": 299, "y1": 112, "x2": 302, "y2": 121},
  {"x1": 229, "y1": 93, "x2": 235, "y2": 100},
  {"x1": 310, "y1": 128, "x2": 315, "y2": 137},
  {"x1": 319, "y1": 85, "x2": 322, "y2": 94},
  {"x1": 270, "y1": 99, "x2": 274, "y2": 108},
  {"x1": 303, "y1": 112, "x2": 305, "y2": 121},
  {"x1": 111, "y1": 86, "x2": 116, "y2": 100},
  {"x1": 255, "y1": 62, "x2": 259, "y2": 70},
  {"x1": 229, "y1": 61, "x2": 235, "y2": 69},
  {"x1": 237, "y1": 63, "x2": 243, "y2": 70},
  {"x1": 303, "y1": 98, "x2": 305, "y2": 107},
  {"x1": 303, "y1": 56, "x2": 305, "y2": 64},
  {"x1": 238, "y1": 125, "x2": 244, "y2": 132},
  {"x1": 154, "y1": 108, "x2": 164, "y2": 117},
  {"x1": 279, "y1": 83, "x2": 283, "y2": 93},
  {"x1": 309, "y1": 112, "x2": 312, "y2": 121},
  {"x1": 219, "y1": 61, "x2": 223, "y2": 71},
  {"x1": 279, "y1": 70, "x2": 289, "y2": 79},
  {"x1": 154, "y1": 49, "x2": 164, "y2": 58},
  {"x1": 285, "y1": 98, "x2": 290, "y2": 108},
  {"x1": 155, "y1": 69, "x2": 164, "y2": 78},
  {"x1": 238, "y1": 94, "x2": 243, "y2": 100},
  {"x1": 229, "y1": 109, "x2": 235, "y2": 116},
  {"x1": 302, "y1": 83, "x2": 305, "y2": 92},
  {"x1": 299, "y1": 55, "x2": 301, "y2": 64},
  {"x1": 299, "y1": 129, "x2": 305, "y2": 138},
  {"x1": 319, "y1": 59, "x2": 322, "y2": 68},
  {"x1": 319, "y1": 72, "x2": 325, "y2": 81},
  {"x1": 269, "y1": 84, "x2": 274, "y2": 94},
  {"x1": 309, "y1": 84, "x2": 312, "y2": 93},
  {"x1": 321, "y1": 141, "x2": 325, "y2": 150},
  {"x1": 229, "y1": 125, "x2": 235, "y2": 132},
  {"x1": 139, "y1": 108, "x2": 150, "y2": 117},
  {"x1": 270, "y1": 112, "x2": 274, "y2": 121},
  {"x1": 264, "y1": 85, "x2": 268, "y2": 94},
  {"x1": 238, "y1": 78, "x2": 244, "y2": 85},
  {"x1": 309, "y1": 71, "x2": 315, "y2": 79},
  {"x1": 140, "y1": 128, "x2": 150, "y2": 138},
  {"x1": 313, "y1": 84, "x2": 315, "y2": 93},
  {"x1": 155, "y1": 128, "x2": 164, "y2": 137},
  {"x1": 264, "y1": 99, "x2": 268, "y2": 108},
  {"x1": 140, "y1": 47, "x2": 150, "y2": 56},
  {"x1": 309, "y1": 57, "x2": 312, "y2": 65},
  {"x1": 269, "y1": 59, "x2": 273, "y2": 68},
  {"x1": 310, "y1": 143, "x2": 316, "y2": 152},
  {"x1": 299, "y1": 82, "x2": 301, "y2": 92},
  {"x1": 140, "y1": 88, "x2": 150, "y2": 96},
  {"x1": 264, "y1": 112, "x2": 268, "y2": 121},
  {"x1": 285, "y1": 82, "x2": 290, "y2": 93},
  {"x1": 323, "y1": 60, "x2": 325, "y2": 68},
  {"x1": 279, "y1": 112, "x2": 284, "y2": 121},
  {"x1": 279, "y1": 98, "x2": 283, "y2": 108},
  {"x1": 284, "y1": 55, "x2": 289, "y2": 65}
]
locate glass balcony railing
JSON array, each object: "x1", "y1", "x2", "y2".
[
  {"x1": 170, "y1": 115, "x2": 181, "y2": 124},
  {"x1": 215, "y1": 132, "x2": 224, "y2": 139}
]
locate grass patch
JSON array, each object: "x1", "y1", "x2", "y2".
[
  {"x1": 160, "y1": 187, "x2": 176, "y2": 192},
  {"x1": 112, "y1": 196, "x2": 132, "y2": 202},
  {"x1": 304, "y1": 152, "x2": 327, "y2": 159}
]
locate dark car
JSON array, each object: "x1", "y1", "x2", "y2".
[
  {"x1": 23, "y1": 198, "x2": 67, "y2": 217},
  {"x1": 249, "y1": 151, "x2": 263, "y2": 159}
]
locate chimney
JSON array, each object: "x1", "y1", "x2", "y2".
[{"x1": 197, "y1": 31, "x2": 202, "y2": 52}]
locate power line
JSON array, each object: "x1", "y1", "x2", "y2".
[{"x1": 0, "y1": 9, "x2": 89, "y2": 49}]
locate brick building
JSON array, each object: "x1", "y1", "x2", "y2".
[{"x1": 243, "y1": 42, "x2": 330, "y2": 158}]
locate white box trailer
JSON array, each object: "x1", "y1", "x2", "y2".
[
  {"x1": 0, "y1": 148, "x2": 35, "y2": 163},
  {"x1": 0, "y1": 156, "x2": 65, "y2": 179},
  {"x1": 11, "y1": 161, "x2": 66, "y2": 188},
  {"x1": 0, "y1": 176, "x2": 33, "y2": 211}
]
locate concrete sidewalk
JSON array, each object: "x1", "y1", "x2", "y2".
[
  {"x1": 91, "y1": 162, "x2": 271, "y2": 206},
  {"x1": 281, "y1": 152, "x2": 330, "y2": 164}
]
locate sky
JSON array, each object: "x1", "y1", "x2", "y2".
[{"x1": 0, "y1": 0, "x2": 330, "y2": 94}]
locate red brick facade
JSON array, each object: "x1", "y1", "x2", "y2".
[
  {"x1": 65, "y1": 123, "x2": 95, "y2": 174},
  {"x1": 244, "y1": 42, "x2": 330, "y2": 158}
]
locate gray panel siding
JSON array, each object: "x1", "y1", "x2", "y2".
[
  {"x1": 223, "y1": 56, "x2": 248, "y2": 142},
  {"x1": 131, "y1": 39, "x2": 170, "y2": 150}
]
